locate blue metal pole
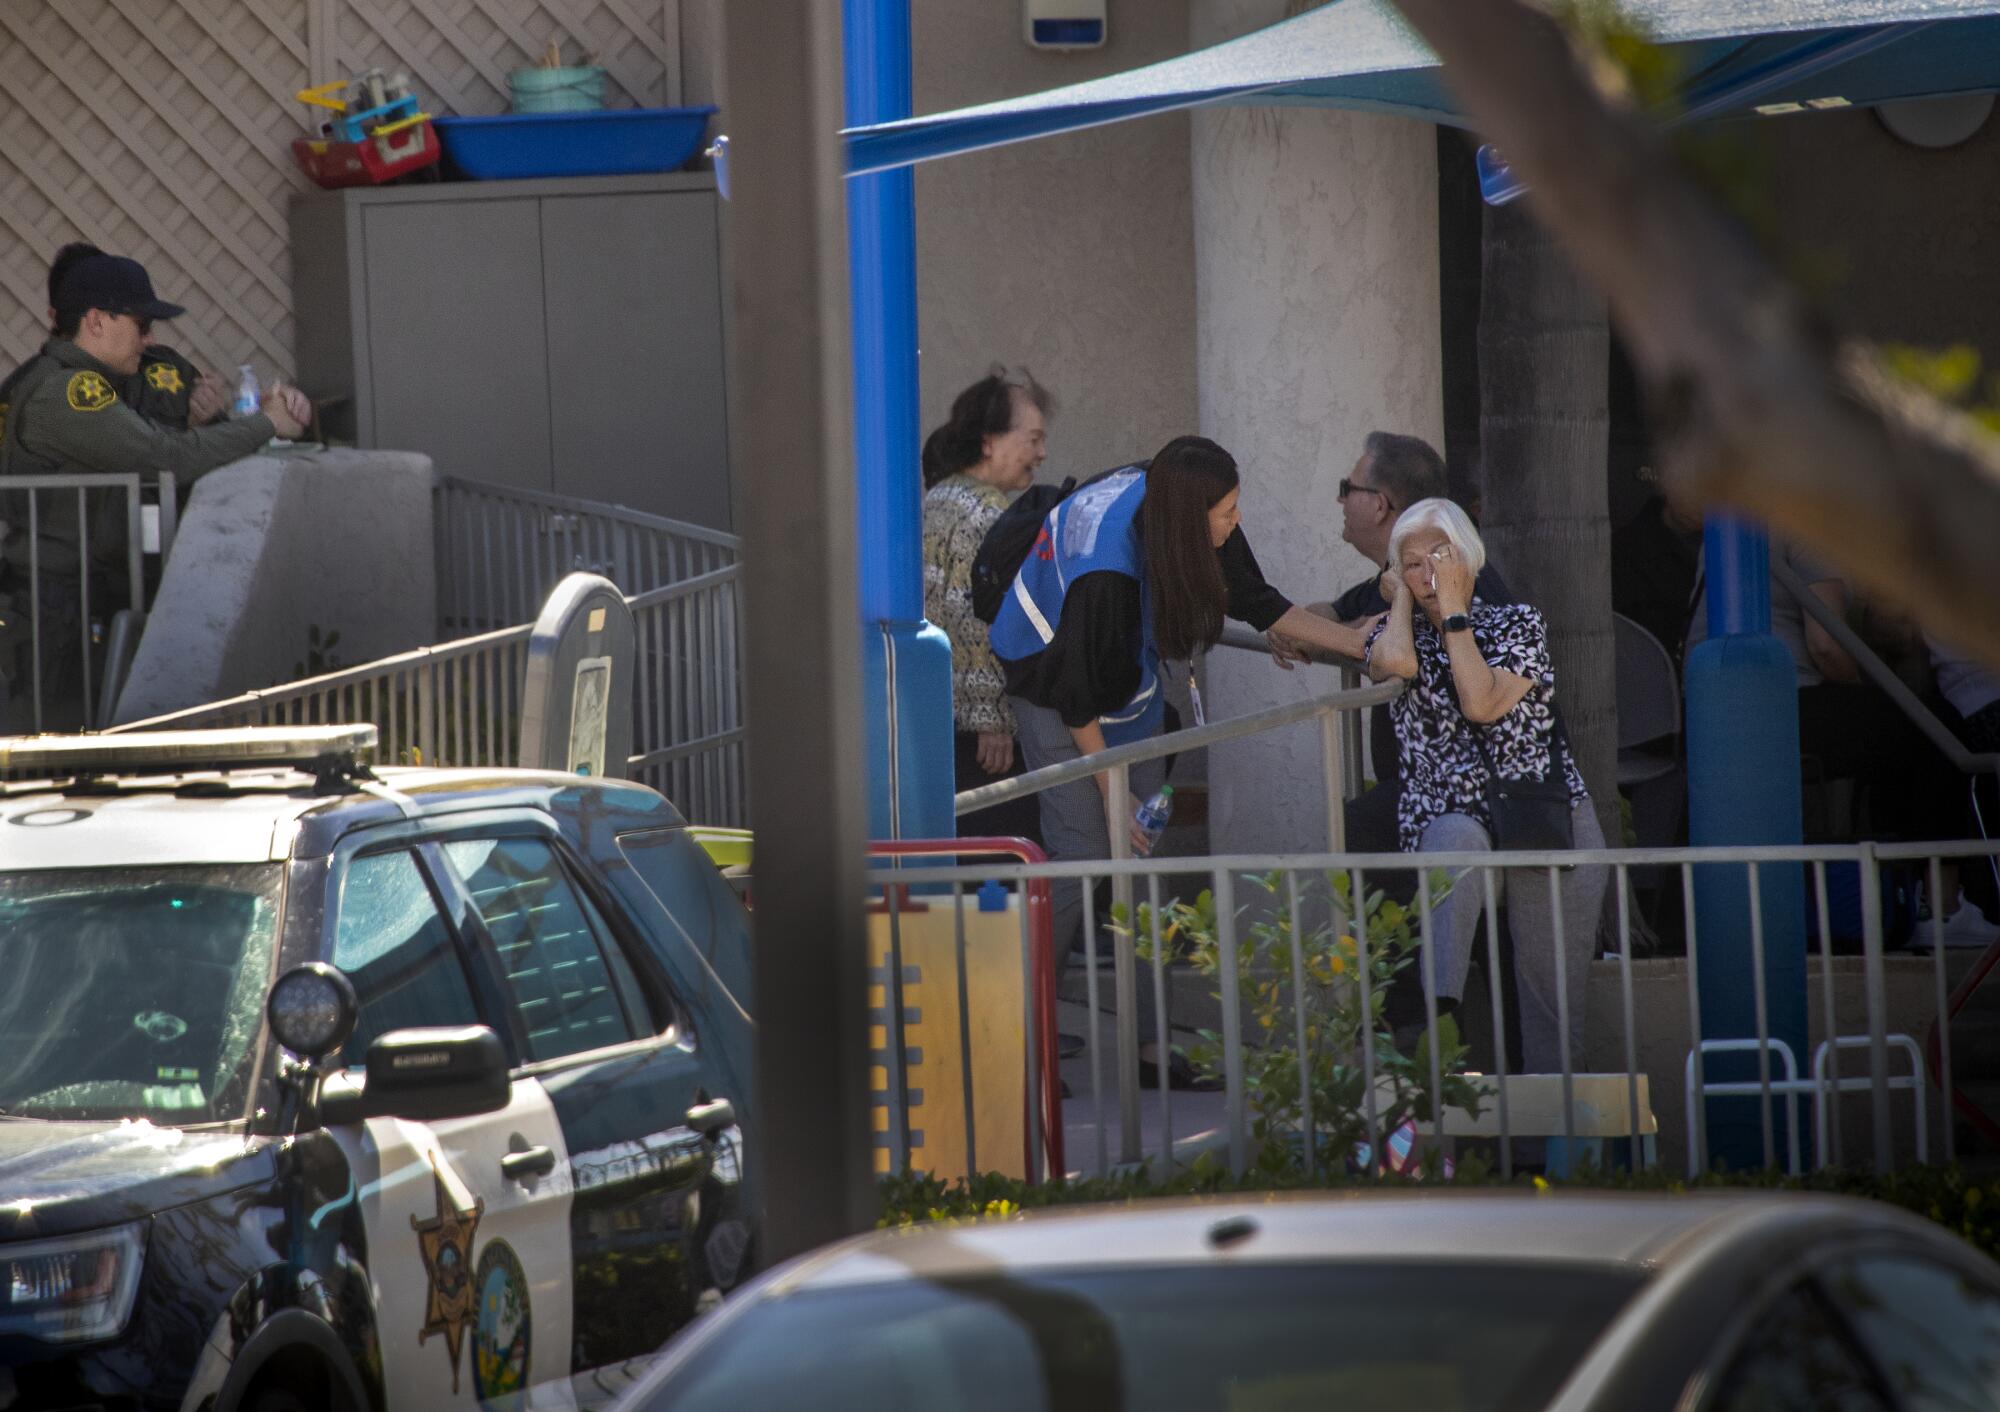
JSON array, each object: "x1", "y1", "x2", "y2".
[
  {"x1": 1705, "y1": 516, "x2": 1770, "y2": 639},
  {"x1": 1685, "y1": 514, "x2": 1808, "y2": 1172},
  {"x1": 845, "y1": 0, "x2": 954, "y2": 840}
]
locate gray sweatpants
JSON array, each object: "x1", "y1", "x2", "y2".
[
  {"x1": 1417, "y1": 802, "x2": 1608, "y2": 1075},
  {"x1": 1011, "y1": 695, "x2": 1167, "y2": 1044}
]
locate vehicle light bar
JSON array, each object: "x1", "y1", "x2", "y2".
[{"x1": 0, "y1": 725, "x2": 378, "y2": 777}]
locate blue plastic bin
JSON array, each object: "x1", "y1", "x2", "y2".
[{"x1": 434, "y1": 105, "x2": 717, "y2": 181}]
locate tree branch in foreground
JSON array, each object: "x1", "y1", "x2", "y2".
[{"x1": 1392, "y1": 0, "x2": 2000, "y2": 665}]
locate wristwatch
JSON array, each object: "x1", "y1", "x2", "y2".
[{"x1": 1442, "y1": 613, "x2": 1472, "y2": 634}]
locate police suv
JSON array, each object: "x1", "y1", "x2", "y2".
[{"x1": 0, "y1": 727, "x2": 755, "y2": 1410}]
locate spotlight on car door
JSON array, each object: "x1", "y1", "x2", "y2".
[{"x1": 266, "y1": 961, "x2": 359, "y2": 1061}]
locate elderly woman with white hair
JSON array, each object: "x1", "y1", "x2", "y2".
[{"x1": 1364, "y1": 497, "x2": 1607, "y2": 1074}]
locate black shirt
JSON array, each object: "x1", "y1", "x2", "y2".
[
  {"x1": 1001, "y1": 527, "x2": 1292, "y2": 728},
  {"x1": 1610, "y1": 497, "x2": 1700, "y2": 662}
]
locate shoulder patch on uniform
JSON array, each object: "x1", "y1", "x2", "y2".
[
  {"x1": 66, "y1": 370, "x2": 117, "y2": 413},
  {"x1": 144, "y1": 361, "x2": 184, "y2": 395}
]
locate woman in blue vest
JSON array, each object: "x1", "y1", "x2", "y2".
[{"x1": 991, "y1": 435, "x2": 1371, "y2": 1083}]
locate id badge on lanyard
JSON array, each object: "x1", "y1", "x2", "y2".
[{"x1": 1187, "y1": 658, "x2": 1206, "y2": 727}]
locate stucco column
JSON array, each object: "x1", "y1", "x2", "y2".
[{"x1": 1191, "y1": 0, "x2": 1444, "y2": 856}]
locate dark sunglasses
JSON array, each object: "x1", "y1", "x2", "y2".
[
  {"x1": 113, "y1": 311, "x2": 154, "y2": 335},
  {"x1": 1338, "y1": 477, "x2": 1389, "y2": 504}
]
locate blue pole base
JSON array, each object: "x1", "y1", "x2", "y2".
[
  {"x1": 1685, "y1": 631, "x2": 1809, "y2": 1171},
  {"x1": 862, "y1": 618, "x2": 956, "y2": 841}
]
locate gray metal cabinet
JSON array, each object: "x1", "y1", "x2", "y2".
[{"x1": 291, "y1": 173, "x2": 731, "y2": 529}]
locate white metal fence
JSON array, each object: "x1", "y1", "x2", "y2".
[
  {"x1": 920, "y1": 671, "x2": 2000, "y2": 1183},
  {"x1": 0, "y1": 472, "x2": 176, "y2": 735},
  {"x1": 872, "y1": 841, "x2": 2000, "y2": 1184},
  {"x1": 112, "y1": 565, "x2": 749, "y2": 827},
  {"x1": 628, "y1": 568, "x2": 746, "y2": 827},
  {"x1": 110, "y1": 614, "x2": 533, "y2": 767}
]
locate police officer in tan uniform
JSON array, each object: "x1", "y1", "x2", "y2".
[{"x1": 0, "y1": 252, "x2": 308, "y2": 726}]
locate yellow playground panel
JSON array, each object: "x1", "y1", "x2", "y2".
[{"x1": 868, "y1": 890, "x2": 1031, "y2": 1180}]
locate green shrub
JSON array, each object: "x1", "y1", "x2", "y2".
[{"x1": 1111, "y1": 869, "x2": 1483, "y2": 1179}]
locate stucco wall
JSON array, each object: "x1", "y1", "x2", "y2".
[
  {"x1": 116, "y1": 451, "x2": 436, "y2": 724},
  {"x1": 683, "y1": 1, "x2": 1196, "y2": 475},
  {"x1": 911, "y1": 4, "x2": 1198, "y2": 480},
  {"x1": 1766, "y1": 103, "x2": 2000, "y2": 359},
  {"x1": 1192, "y1": 0, "x2": 1444, "y2": 856}
]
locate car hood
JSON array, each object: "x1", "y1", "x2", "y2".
[{"x1": 0, "y1": 1119, "x2": 274, "y2": 1242}]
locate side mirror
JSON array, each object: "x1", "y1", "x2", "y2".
[{"x1": 318, "y1": 1025, "x2": 510, "y2": 1126}]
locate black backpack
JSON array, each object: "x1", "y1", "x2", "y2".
[{"x1": 970, "y1": 477, "x2": 1075, "y2": 625}]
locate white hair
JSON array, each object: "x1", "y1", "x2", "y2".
[{"x1": 1388, "y1": 497, "x2": 1487, "y2": 576}]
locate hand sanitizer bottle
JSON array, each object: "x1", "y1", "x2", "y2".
[{"x1": 232, "y1": 364, "x2": 260, "y2": 419}]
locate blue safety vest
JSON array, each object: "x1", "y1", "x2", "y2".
[{"x1": 989, "y1": 465, "x2": 1165, "y2": 746}]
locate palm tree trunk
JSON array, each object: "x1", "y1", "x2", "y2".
[{"x1": 1477, "y1": 198, "x2": 1619, "y2": 850}]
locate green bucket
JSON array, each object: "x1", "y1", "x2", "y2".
[{"x1": 508, "y1": 65, "x2": 605, "y2": 114}]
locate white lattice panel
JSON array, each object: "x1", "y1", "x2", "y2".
[{"x1": 1, "y1": 0, "x2": 681, "y2": 378}]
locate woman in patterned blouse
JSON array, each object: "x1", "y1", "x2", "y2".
[
  {"x1": 1364, "y1": 497, "x2": 1607, "y2": 1075},
  {"x1": 922, "y1": 368, "x2": 1051, "y2": 841}
]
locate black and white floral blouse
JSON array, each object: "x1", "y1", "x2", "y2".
[{"x1": 1363, "y1": 599, "x2": 1589, "y2": 851}]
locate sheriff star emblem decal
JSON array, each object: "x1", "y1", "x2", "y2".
[
  {"x1": 66, "y1": 371, "x2": 116, "y2": 412},
  {"x1": 412, "y1": 1162, "x2": 484, "y2": 1390},
  {"x1": 144, "y1": 361, "x2": 184, "y2": 395}
]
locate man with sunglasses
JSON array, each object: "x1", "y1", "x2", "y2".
[
  {"x1": 0, "y1": 252, "x2": 308, "y2": 725},
  {"x1": 1269, "y1": 432, "x2": 1516, "y2": 855},
  {"x1": 1270, "y1": 433, "x2": 1512, "y2": 660}
]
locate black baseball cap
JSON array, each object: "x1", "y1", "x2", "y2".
[{"x1": 51, "y1": 254, "x2": 186, "y2": 326}]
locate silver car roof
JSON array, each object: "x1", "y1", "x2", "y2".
[{"x1": 758, "y1": 1191, "x2": 1930, "y2": 1295}]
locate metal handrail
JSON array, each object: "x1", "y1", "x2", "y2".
[
  {"x1": 627, "y1": 567, "x2": 746, "y2": 826},
  {"x1": 434, "y1": 475, "x2": 739, "y2": 635},
  {"x1": 113, "y1": 566, "x2": 741, "y2": 729},
  {"x1": 1215, "y1": 621, "x2": 1374, "y2": 787},
  {"x1": 0, "y1": 472, "x2": 174, "y2": 733},
  {"x1": 878, "y1": 838, "x2": 2000, "y2": 882},
  {"x1": 954, "y1": 678, "x2": 1401, "y2": 817},
  {"x1": 112, "y1": 566, "x2": 748, "y2": 824},
  {"x1": 626, "y1": 566, "x2": 740, "y2": 611},
  {"x1": 1216, "y1": 620, "x2": 1360, "y2": 669},
  {"x1": 1774, "y1": 557, "x2": 2000, "y2": 1149},
  {"x1": 1775, "y1": 558, "x2": 2000, "y2": 779},
  {"x1": 439, "y1": 477, "x2": 741, "y2": 551},
  {"x1": 110, "y1": 618, "x2": 534, "y2": 731}
]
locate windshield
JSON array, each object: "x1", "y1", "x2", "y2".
[
  {"x1": 0, "y1": 864, "x2": 284, "y2": 1124},
  {"x1": 642, "y1": 1260, "x2": 1642, "y2": 1412}
]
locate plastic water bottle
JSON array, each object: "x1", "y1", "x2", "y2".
[
  {"x1": 232, "y1": 364, "x2": 260, "y2": 418},
  {"x1": 1134, "y1": 785, "x2": 1174, "y2": 852}
]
